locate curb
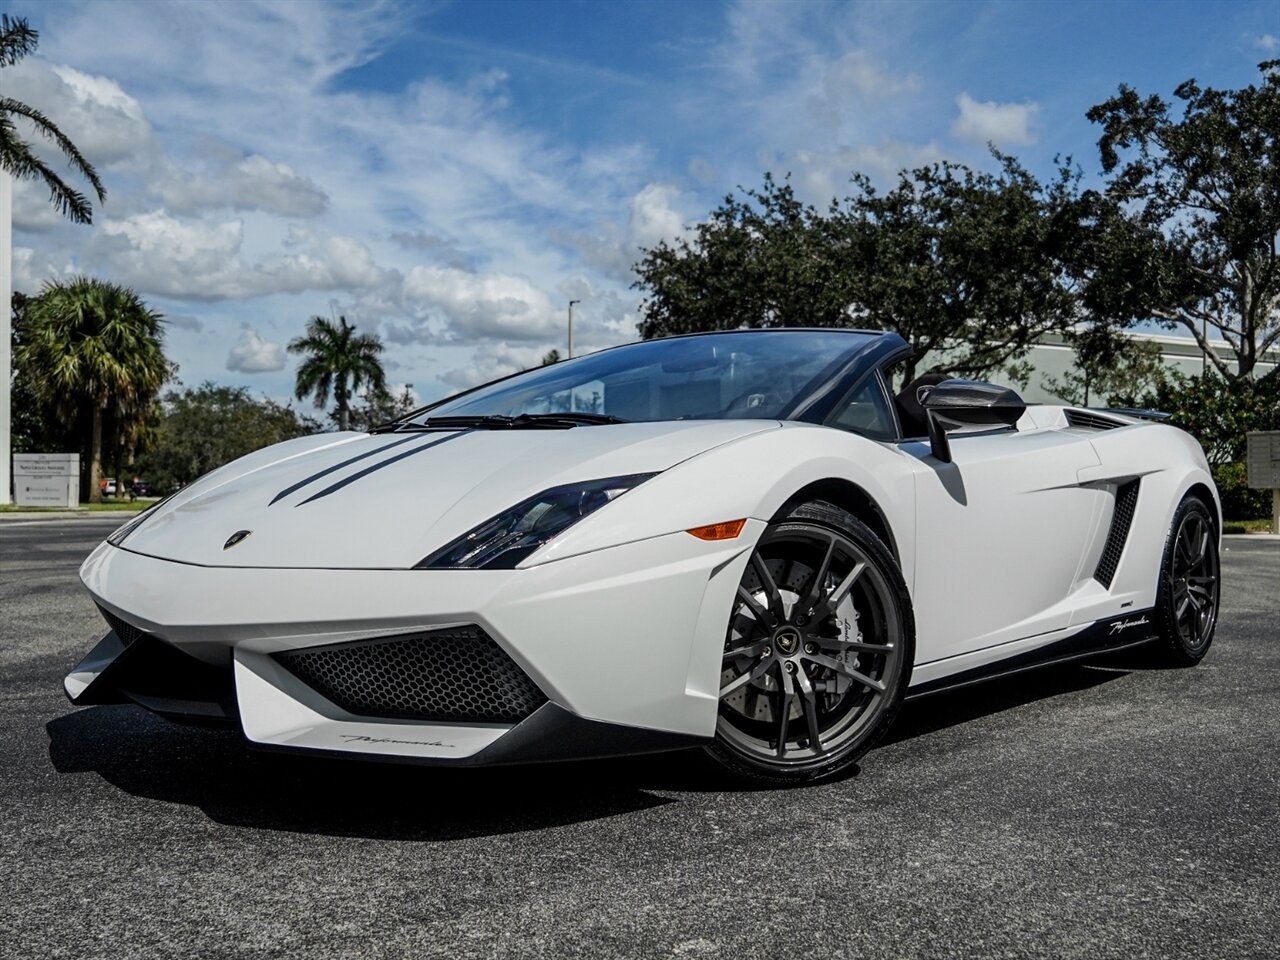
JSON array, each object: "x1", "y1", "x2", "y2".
[{"x1": 0, "y1": 511, "x2": 144, "y2": 522}]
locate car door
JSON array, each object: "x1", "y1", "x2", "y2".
[{"x1": 904, "y1": 427, "x2": 1106, "y2": 663}]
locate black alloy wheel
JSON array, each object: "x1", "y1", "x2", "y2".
[
  {"x1": 708, "y1": 501, "x2": 913, "y2": 785},
  {"x1": 1151, "y1": 495, "x2": 1220, "y2": 666}
]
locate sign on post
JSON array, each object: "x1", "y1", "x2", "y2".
[
  {"x1": 12, "y1": 453, "x2": 79, "y2": 509},
  {"x1": 1246, "y1": 431, "x2": 1280, "y2": 535}
]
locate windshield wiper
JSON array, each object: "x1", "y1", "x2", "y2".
[
  {"x1": 374, "y1": 412, "x2": 627, "y2": 433},
  {"x1": 508, "y1": 413, "x2": 627, "y2": 426}
]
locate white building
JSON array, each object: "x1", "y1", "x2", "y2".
[{"x1": 1015, "y1": 330, "x2": 1279, "y2": 405}]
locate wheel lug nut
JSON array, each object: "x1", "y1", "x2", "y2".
[
  {"x1": 785, "y1": 661, "x2": 797, "y2": 673},
  {"x1": 804, "y1": 642, "x2": 816, "y2": 654},
  {"x1": 762, "y1": 646, "x2": 772, "y2": 658}
]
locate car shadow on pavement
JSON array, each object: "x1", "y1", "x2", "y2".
[
  {"x1": 883, "y1": 659, "x2": 1132, "y2": 746},
  {"x1": 46, "y1": 705, "x2": 677, "y2": 841},
  {"x1": 46, "y1": 658, "x2": 1134, "y2": 837}
]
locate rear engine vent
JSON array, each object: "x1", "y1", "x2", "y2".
[
  {"x1": 275, "y1": 627, "x2": 547, "y2": 725},
  {"x1": 1065, "y1": 409, "x2": 1124, "y2": 431},
  {"x1": 97, "y1": 604, "x2": 147, "y2": 647},
  {"x1": 1094, "y1": 480, "x2": 1140, "y2": 587}
]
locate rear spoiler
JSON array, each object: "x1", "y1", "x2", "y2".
[{"x1": 1097, "y1": 407, "x2": 1171, "y2": 422}]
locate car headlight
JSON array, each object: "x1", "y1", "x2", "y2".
[{"x1": 416, "y1": 473, "x2": 656, "y2": 569}]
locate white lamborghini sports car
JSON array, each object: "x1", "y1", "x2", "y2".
[{"x1": 65, "y1": 329, "x2": 1222, "y2": 784}]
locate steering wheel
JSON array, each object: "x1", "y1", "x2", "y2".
[{"x1": 724, "y1": 389, "x2": 785, "y2": 417}]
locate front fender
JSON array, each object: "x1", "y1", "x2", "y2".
[{"x1": 528, "y1": 423, "x2": 920, "y2": 590}]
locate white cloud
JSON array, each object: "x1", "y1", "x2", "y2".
[
  {"x1": 11, "y1": 188, "x2": 73, "y2": 233},
  {"x1": 628, "y1": 183, "x2": 686, "y2": 251},
  {"x1": 821, "y1": 50, "x2": 922, "y2": 103},
  {"x1": 151, "y1": 154, "x2": 329, "y2": 217},
  {"x1": 951, "y1": 93, "x2": 1040, "y2": 147},
  {"x1": 263, "y1": 226, "x2": 393, "y2": 294},
  {"x1": 438, "y1": 342, "x2": 553, "y2": 390},
  {"x1": 226, "y1": 325, "x2": 286, "y2": 373},
  {"x1": 403, "y1": 264, "x2": 558, "y2": 341},
  {"x1": 792, "y1": 139, "x2": 947, "y2": 201},
  {"x1": 97, "y1": 212, "x2": 245, "y2": 298},
  {"x1": 549, "y1": 182, "x2": 691, "y2": 284},
  {"x1": 93, "y1": 214, "x2": 394, "y2": 301},
  {"x1": 3, "y1": 60, "x2": 155, "y2": 168},
  {"x1": 698, "y1": 3, "x2": 940, "y2": 204},
  {"x1": 1254, "y1": 34, "x2": 1279, "y2": 53},
  {"x1": 10, "y1": 246, "x2": 73, "y2": 293},
  {"x1": 166, "y1": 313, "x2": 204, "y2": 332},
  {"x1": 6, "y1": 0, "x2": 1061, "y2": 402}
]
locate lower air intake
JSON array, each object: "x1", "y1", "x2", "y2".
[
  {"x1": 274, "y1": 627, "x2": 547, "y2": 724},
  {"x1": 97, "y1": 604, "x2": 147, "y2": 647}
]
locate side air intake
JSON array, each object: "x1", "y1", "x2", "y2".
[
  {"x1": 274, "y1": 626, "x2": 547, "y2": 725},
  {"x1": 1094, "y1": 480, "x2": 1140, "y2": 588}
]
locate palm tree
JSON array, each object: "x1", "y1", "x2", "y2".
[
  {"x1": 18, "y1": 278, "x2": 170, "y2": 501},
  {"x1": 288, "y1": 315, "x2": 387, "y2": 432},
  {"x1": 2, "y1": 14, "x2": 107, "y2": 504},
  {"x1": 0, "y1": 14, "x2": 106, "y2": 223}
]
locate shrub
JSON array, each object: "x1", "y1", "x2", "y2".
[{"x1": 1212, "y1": 462, "x2": 1272, "y2": 520}]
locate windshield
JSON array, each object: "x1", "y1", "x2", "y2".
[{"x1": 417, "y1": 330, "x2": 877, "y2": 423}]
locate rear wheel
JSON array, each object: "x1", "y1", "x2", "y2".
[
  {"x1": 1149, "y1": 495, "x2": 1220, "y2": 667},
  {"x1": 706, "y1": 501, "x2": 913, "y2": 785}
]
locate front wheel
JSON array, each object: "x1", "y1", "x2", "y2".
[{"x1": 706, "y1": 501, "x2": 914, "y2": 785}]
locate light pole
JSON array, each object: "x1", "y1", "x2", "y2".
[{"x1": 568, "y1": 299, "x2": 580, "y2": 360}]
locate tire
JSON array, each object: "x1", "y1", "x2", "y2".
[
  {"x1": 1148, "y1": 495, "x2": 1220, "y2": 667},
  {"x1": 706, "y1": 500, "x2": 915, "y2": 786}
]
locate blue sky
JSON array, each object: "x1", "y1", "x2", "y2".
[{"x1": 5, "y1": 0, "x2": 1277, "y2": 407}]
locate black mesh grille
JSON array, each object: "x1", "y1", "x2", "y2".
[
  {"x1": 1095, "y1": 480, "x2": 1140, "y2": 587},
  {"x1": 97, "y1": 604, "x2": 147, "y2": 647},
  {"x1": 274, "y1": 627, "x2": 547, "y2": 724}
]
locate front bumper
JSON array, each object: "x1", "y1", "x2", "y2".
[{"x1": 67, "y1": 523, "x2": 764, "y2": 763}]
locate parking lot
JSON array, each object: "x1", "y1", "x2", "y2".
[{"x1": 2, "y1": 517, "x2": 1277, "y2": 959}]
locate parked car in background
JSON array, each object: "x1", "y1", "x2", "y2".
[
  {"x1": 99, "y1": 478, "x2": 118, "y2": 498},
  {"x1": 130, "y1": 479, "x2": 153, "y2": 498}
]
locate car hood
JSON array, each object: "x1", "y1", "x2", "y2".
[{"x1": 115, "y1": 420, "x2": 778, "y2": 568}]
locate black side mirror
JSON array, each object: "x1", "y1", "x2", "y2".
[{"x1": 919, "y1": 379, "x2": 1026, "y2": 464}]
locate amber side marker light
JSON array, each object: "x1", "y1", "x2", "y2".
[{"x1": 686, "y1": 519, "x2": 747, "y2": 541}]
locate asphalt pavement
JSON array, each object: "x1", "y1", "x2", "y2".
[{"x1": 2, "y1": 518, "x2": 1277, "y2": 959}]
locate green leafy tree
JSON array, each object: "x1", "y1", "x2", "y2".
[
  {"x1": 1087, "y1": 61, "x2": 1280, "y2": 378},
  {"x1": 634, "y1": 157, "x2": 1084, "y2": 382},
  {"x1": 342, "y1": 383, "x2": 417, "y2": 433},
  {"x1": 17, "y1": 278, "x2": 171, "y2": 500},
  {"x1": 288, "y1": 315, "x2": 387, "y2": 432},
  {"x1": 835, "y1": 156, "x2": 1083, "y2": 382},
  {"x1": 1041, "y1": 327, "x2": 1168, "y2": 407},
  {"x1": 1142, "y1": 371, "x2": 1280, "y2": 519},
  {"x1": 137, "y1": 383, "x2": 321, "y2": 492},
  {"x1": 1042, "y1": 187, "x2": 1181, "y2": 405},
  {"x1": 634, "y1": 173, "x2": 855, "y2": 338},
  {"x1": 1148, "y1": 372, "x2": 1280, "y2": 467},
  {"x1": 0, "y1": 14, "x2": 106, "y2": 223},
  {"x1": 540, "y1": 348, "x2": 561, "y2": 366},
  {"x1": 8, "y1": 291, "x2": 59, "y2": 453}
]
